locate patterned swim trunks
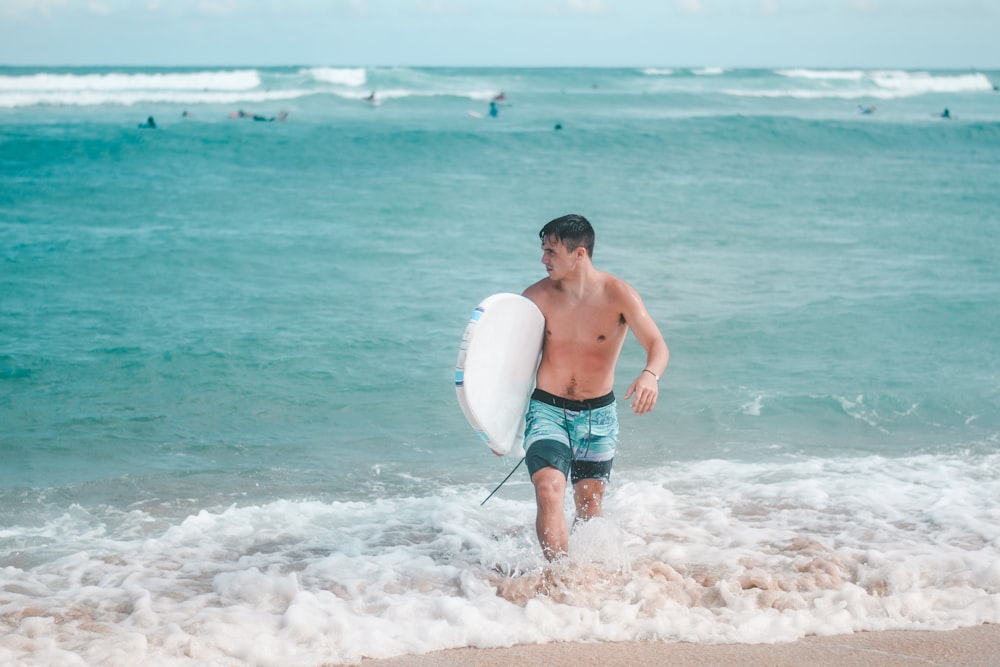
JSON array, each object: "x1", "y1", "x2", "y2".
[{"x1": 523, "y1": 388, "x2": 619, "y2": 484}]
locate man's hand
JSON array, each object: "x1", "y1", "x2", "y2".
[{"x1": 625, "y1": 371, "x2": 659, "y2": 415}]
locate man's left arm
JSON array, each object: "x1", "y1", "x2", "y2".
[{"x1": 621, "y1": 284, "x2": 669, "y2": 415}]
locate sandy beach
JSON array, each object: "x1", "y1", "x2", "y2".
[{"x1": 360, "y1": 623, "x2": 998, "y2": 667}]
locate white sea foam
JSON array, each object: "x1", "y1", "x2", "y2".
[
  {"x1": 3, "y1": 67, "x2": 992, "y2": 108},
  {"x1": 777, "y1": 68, "x2": 870, "y2": 81},
  {"x1": 0, "y1": 69, "x2": 261, "y2": 92},
  {"x1": 871, "y1": 71, "x2": 995, "y2": 94},
  {"x1": 0, "y1": 69, "x2": 291, "y2": 108},
  {"x1": 306, "y1": 67, "x2": 367, "y2": 87},
  {"x1": 0, "y1": 85, "x2": 494, "y2": 108},
  {"x1": 723, "y1": 88, "x2": 890, "y2": 100},
  {"x1": 737, "y1": 70, "x2": 995, "y2": 100},
  {"x1": 740, "y1": 393, "x2": 765, "y2": 416},
  {"x1": 325, "y1": 87, "x2": 498, "y2": 103},
  {"x1": 2, "y1": 454, "x2": 997, "y2": 666},
  {"x1": 0, "y1": 89, "x2": 311, "y2": 108}
]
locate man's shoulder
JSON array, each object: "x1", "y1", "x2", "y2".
[
  {"x1": 523, "y1": 278, "x2": 554, "y2": 298},
  {"x1": 597, "y1": 271, "x2": 635, "y2": 297}
]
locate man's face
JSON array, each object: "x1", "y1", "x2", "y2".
[{"x1": 540, "y1": 236, "x2": 580, "y2": 280}]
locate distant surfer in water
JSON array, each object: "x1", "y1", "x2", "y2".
[
  {"x1": 488, "y1": 92, "x2": 507, "y2": 118},
  {"x1": 230, "y1": 110, "x2": 287, "y2": 121},
  {"x1": 252, "y1": 111, "x2": 289, "y2": 122},
  {"x1": 138, "y1": 116, "x2": 156, "y2": 129},
  {"x1": 521, "y1": 214, "x2": 669, "y2": 561}
]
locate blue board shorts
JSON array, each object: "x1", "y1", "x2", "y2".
[{"x1": 523, "y1": 388, "x2": 619, "y2": 484}]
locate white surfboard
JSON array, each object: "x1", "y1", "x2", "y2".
[{"x1": 455, "y1": 293, "x2": 544, "y2": 457}]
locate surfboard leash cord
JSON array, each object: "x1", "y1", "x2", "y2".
[{"x1": 480, "y1": 456, "x2": 526, "y2": 506}]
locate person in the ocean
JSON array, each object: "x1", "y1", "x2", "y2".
[
  {"x1": 488, "y1": 101, "x2": 499, "y2": 118},
  {"x1": 251, "y1": 111, "x2": 289, "y2": 122},
  {"x1": 941, "y1": 108, "x2": 951, "y2": 120},
  {"x1": 520, "y1": 214, "x2": 669, "y2": 561},
  {"x1": 138, "y1": 116, "x2": 156, "y2": 129}
]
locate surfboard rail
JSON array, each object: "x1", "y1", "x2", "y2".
[{"x1": 455, "y1": 293, "x2": 544, "y2": 457}]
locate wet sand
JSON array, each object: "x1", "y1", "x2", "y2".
[{"x1": 359, "y1": 623, "x2": 998, "y2": 667}]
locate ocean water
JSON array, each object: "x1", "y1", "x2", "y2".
[{"x1": 1, "y1": 66, "x2": 999, "y2": 665}]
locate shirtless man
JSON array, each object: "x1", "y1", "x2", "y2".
[{"x1": 522, "y1": 214, "x2": 669, "y2": 561}]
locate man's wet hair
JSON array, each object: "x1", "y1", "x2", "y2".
[{"x1": 539, "y1": 214, "x2": 595, "y2": 258}]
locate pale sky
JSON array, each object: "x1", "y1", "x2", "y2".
[{"x1": 0, "y1": 0, "x2": 996, "y2": 69}]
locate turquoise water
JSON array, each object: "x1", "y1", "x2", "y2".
[{"x1": 1, "y1": 67, "x2": 999, "y2": 665}]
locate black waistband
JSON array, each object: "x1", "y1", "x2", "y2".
[{"x1": 531, "y1": 388, "x2": 615, "y2": 411}]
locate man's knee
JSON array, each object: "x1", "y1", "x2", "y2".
[
  {"x1": 574, "y1": 479, "x2": 605, "y2": 517},
  {"x1": 532, "y1": 467, "x2": 566, "y2": 505}
]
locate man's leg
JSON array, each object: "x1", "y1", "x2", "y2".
[
  {"x1": 573, "y1": 478, "x2": 605, "y2": 523},
  {"x1": 531, "y1": 466, "x2": 569, "y2": 561}
]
